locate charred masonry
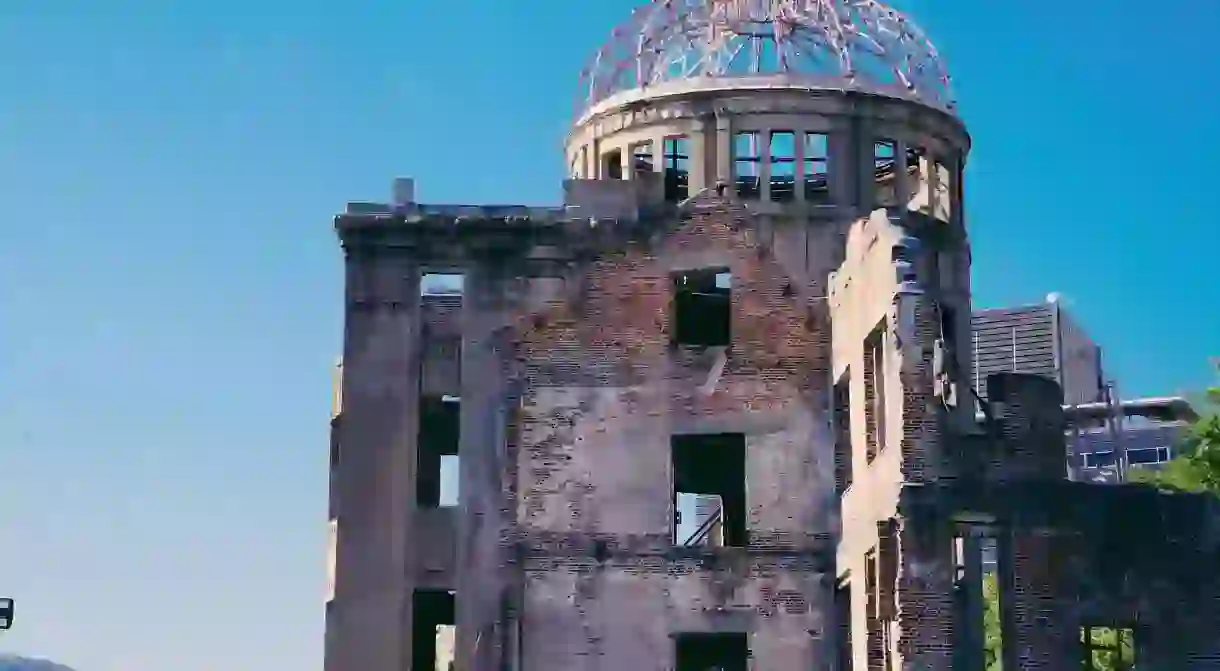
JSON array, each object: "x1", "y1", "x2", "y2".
[{"x1": 323, "y1": 2, "x2": 1220, "y2": 669}]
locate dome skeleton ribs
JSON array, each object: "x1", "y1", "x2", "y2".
[{"x1": 578, "y1": 0, "x2": 954, "y2": 115}]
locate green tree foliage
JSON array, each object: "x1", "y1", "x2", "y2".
[
  {"x1": 983, "y1": 575, "x2": 1136, "y2": 670},
  {"x1": 1128, "y1": 361, "x2": 1220, "y2": 496},
  {"x1": 982, "y1": 574, "x2": 1003, "y2": 671}
]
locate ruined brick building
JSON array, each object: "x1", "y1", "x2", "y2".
[{"x1": 323, "y1": 0, "x2": 1220, "y2": 669}]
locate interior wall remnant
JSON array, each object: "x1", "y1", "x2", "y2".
[{"x1": 672, "y1": 433, "x2": 746, "y2": 547}]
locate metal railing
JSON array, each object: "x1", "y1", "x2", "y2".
[{"x1": 682, "y1": 510, "x2": 723, "y2": 547}]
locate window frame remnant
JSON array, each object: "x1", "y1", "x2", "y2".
[
  {"x1": 803, "y1": 132, "x2": 831, "y2": 204},
  {"x1": 873, "y1": 139, "x2": 898, "y2": 207},
  {"x1": 733, "y1": 131, "x2": 762, "y2": 199},
  {"x1": 833, "y1": 370, "x2": 853, "y2": 496},
  {"x1": 864, "y1": 321, "x2": 888, "y2": 463},
  {"x1": 663, "y1": 135, "x2": 690, "y2": 201},
  {"x1": 671, "y1": 268, "x2": 731, "y2": 349},
  {"x1": 769, "y1": 130, "x2": 797, "y2": 202}
]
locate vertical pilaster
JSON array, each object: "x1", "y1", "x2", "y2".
[
  {"x1": 328, "y1": 244, "x2": 422, "y2": 671},
  {"x1": 456, "y1": 259, "x2": 514, "y2": 671},
  {"x1": 715, "y1": 112, "x2": 733, "y2": 185}
]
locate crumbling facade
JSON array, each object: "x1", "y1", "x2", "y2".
[{"x1": 323, "y1": 1, "x2": 1220, "y2": 669}]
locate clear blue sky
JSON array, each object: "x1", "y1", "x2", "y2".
[{"x1": 1, "y1": 1, "x2": 1216, "y2": 670}]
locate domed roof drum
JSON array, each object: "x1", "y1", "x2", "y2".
[{"x1": 578, "y1": 0, "x2": 955, "y2": 117}]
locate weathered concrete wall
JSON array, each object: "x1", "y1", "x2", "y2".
[
  {"x1": 512, "y1": 193, "x2": 836, "y2": 667},
  {"x1": 521, "y1": 561, "x2": 827, "y2": 670},
  {"x1": 326, "y1": 247, "x2": 421, "y2": 671}
]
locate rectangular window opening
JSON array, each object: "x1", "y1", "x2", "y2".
[
  {"x1": 603, "y1": 149, "x2": 624, "y2": 180},
  {"x1": 664, "y1": 136, "x2": 690, "y2": 202},
  {"x1": 834, "y1": 578, "x2": 853, "y2": 671},
  {"x1": 864, "y1": 322, "x2": 887, "y2": 463},
  {"x1": 672, "y1": 433, "x2": 746, "y2": 548},
  {"x1": 934, "y1": 160, "x2": 952, "y2": 221},
  {"x1": 803, "y1": 132, "x2": 830, "y2": 204},
  {"x1": 631, "y1": 141, "x2": 655, "y2": 177},
  {"x1": 1127, "y1": 446, "x2": 1171, "y2": 466},
  {"x1": 940, "y1": 303, "x2": 958, "y2": 350},
  {"x1": 732, "y1": 132, "x2": 762, "y2": 200},
  {"x1": 1082, "y1": 451, "x2": 1116, "y2": 469},
  {"x1": 833, "y1": 370, "x2": 853, "y2": 496},
  {"x1": 769, "y1": 131, "x2": 796, "y2": 202},
  {"x1": 1081, "y1": 625, "x2": 1136, "y2": 670},
  {"x1": 422, "y1": 273, "x2": 465, "y2": 297},
  {"x1": 906, "y1": 145, "x2": 929, "y2": 212},
  {"x1": 671, "y1": 268, "x2": 731, "y2": 348},
  {"x1": 418, "y1": 396, "x2": 461, "y2": 508},
  {"x1": 412, "y1": 590, "x2": 456, "y2": 671},
  {"x1": 951, "y1": 532, "x2": 999, "y2": 670},
  {"x1": 874, "y1": 140, "x2": 898, "y2": 207},
  {"x1": 675, "y1": 632, "x2": 748, "y2": 671}
]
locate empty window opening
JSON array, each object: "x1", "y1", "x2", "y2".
[
  {"x1": 671, "y1": 268, "x2": 731, "y2": 348},
  {"x1": 833, "y1": 371, "x2": 853, "y2": 496},
  {"x1": 672, "y1": 434, "x2": 746, "y2": 548},
  {"x1": 1128, "y1": 445, "x2": 1171, "y2": 466},
  {"x1": 418, "y1": 396, "x2": 460, "y2": 508},
  {"x1": 951, "y1": 532, "x2": 996, "y2": 671},
  {"x1": 603, "y1": 149, "x2": 624, "y2": 180},
  {"x1": 412, "y1": 590, "x2": 456, "y2": 671},
  {"x1": 664, "y1": 136, "x2": 690, "y2": 201},
  {"x1": 873, "y1": 140, "x2": 898, "y2": 207},
  {"x1": 1081, "y1": 625, "x2": 1135, "y2": 670},
  {"x1": 770, "y1": 131, "x2": 797, "y2": 202},
  {"x1": 631, "y1": 141, "x2": 655, "y2": 177},
  {"x1": 675, "y1": 632, "x2": 748, "y2": 671},
  {"x1": 803, "y1": 132, "x2": 830, "y2": 203},
  {"x1": 940, "y1": 303, "x2": 958, "y2": 350},
  {"x1": 933, "y1": 160, "x2": 952, "y2": 221},
  {"x1": 1081, "y1": 451, "x2": 1116, "y2": 469},
  {"x1": 864, "y1": 322, "x2": 888, "y2": 462},
  {"x1": 834, "y1": 578, "x2": 853, "y2": 671},
  {"x1": 422, "y1": 273, "x2": 465, "y2": 297},
  {"x1": 732, "y1": 132, "x2": 762, "y2": 199},
  {"x1": 906, "y1": 145, "x2": 929, "y2": 211},
  {"x1": 864, "y1": 550, "x2": 886, "y2": 671}
]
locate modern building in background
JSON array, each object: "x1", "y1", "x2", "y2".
[
  {"x1": 971, "y1": 300, "x2": 1105, "y2": 405},
  {"x1": 324, "y1": 1, "x2": 1220, "y2": 669},
  {"x1": 972, "y1": 301, "x2": 1197, "y2": 482}
]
